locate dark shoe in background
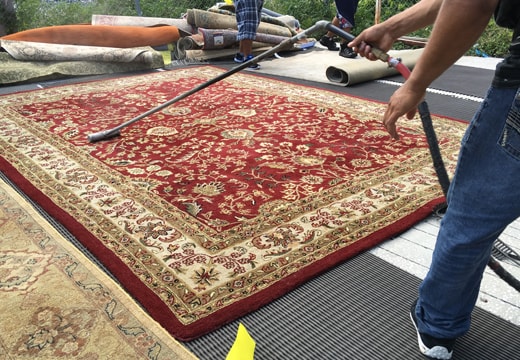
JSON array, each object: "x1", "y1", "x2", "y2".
[
  {"x1": 234, "y1": 53, "x2": 260, "y2": 70},
  {"x1": 339, "y1": 43, "x2": 357, "y2": 58},
  {"x1": 234, "y1": 52, "x2": 245, "y2": 63},
  {"x1": 244, "y1": 54, "x2": 260, "y2": 70},
  {"x1": 319, "y1": 35, "x2": 338, "y2": 51}
]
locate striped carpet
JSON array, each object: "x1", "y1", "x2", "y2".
[{"x1": 182, "y1": 251, "x2": 520, "y2": 360}]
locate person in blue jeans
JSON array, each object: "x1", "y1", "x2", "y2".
[
  {"x1": 319, "y1": 0, "x2": 359, "y2": 58},
  {"x1": 349, "y1": 0, "x2": 519, "y2": 358},
  {"x1": 234, "y1": 0, "x2": 264, "y2": 70}
]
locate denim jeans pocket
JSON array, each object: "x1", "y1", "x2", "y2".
[{"x1": 498, "y1": 89, "x2": 520, "y2": 160}]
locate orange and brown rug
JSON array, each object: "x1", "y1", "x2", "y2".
[
  {"x1": 0, "y1": 66, "x2": 467, "y2": 340},
  {"x1": 0, "y1": 177, "x2": 197, "y2": 358}
]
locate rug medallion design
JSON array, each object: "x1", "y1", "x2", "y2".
[{"x1": 0, "y1": 66, "x2": 467, "y2": 340}]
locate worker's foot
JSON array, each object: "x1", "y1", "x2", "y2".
[
  {"x1": 339, "y1": 43, "x2": 357, "y2": 58},
  {"x1": 234, "y1": 53, "x2": 260, "y2": 70},
  {"x1": 410, "y1": 300, "x2": 456, "y2": 360},
  {"x1": 234, "y1": 52, "x2": 245, "y2": 63},
  {"x1": 319, "y1": 35, "x2": 338, "y2": 51}
]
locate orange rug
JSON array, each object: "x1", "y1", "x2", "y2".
[
  {"x1": 0, "y1": 66, "x2": 467, "y2": 340},
  {"x1": 0, "y1": 177, "x2": 198, "y2": 359},
  {"x1": 1, "y1": 24, "x2": 181, "y2": 48}
]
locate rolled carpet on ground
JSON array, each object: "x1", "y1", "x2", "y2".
[
  {"x1": 1, "y1": 24, "x2": 182, "y2": 48},
  {"x1": 325, "y1": 48, "x2": 424, "y2": 86}
]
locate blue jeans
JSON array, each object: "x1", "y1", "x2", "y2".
[{"x1": 415, "y1": 84, "x2": 520, "y2": 339}]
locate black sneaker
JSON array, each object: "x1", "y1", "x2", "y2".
[
  {"x1": 339, "y1": 43, "x2": 357, "y2": 58},
  {"x1": 234, "y1": 52, "x2": 245, "y2": 63},
  {"x1": 319, "y1": 35, "x2": 338, "y2": 51},
  {"x1": 244, "y1": 54, "x2": 260, "y2": 70},
  {"x1": 234, "y1": 53, "x2": 260, "y2": 70},
  {"x1": 410, "y1": 300, "x2": 456, "y2": 360}
]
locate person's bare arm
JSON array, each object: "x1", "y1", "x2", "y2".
[
  {"x1": 383, "y1": 0, "x2": 498, "y2": 139},
  {"x1": 403, "y1": 0, "x2": 498, "y2": 94},
  {"x1": 349, "y1": 0, "x2": 442, "y2": 59},
  {"x1": 350, "y1": 0, "x2": 499, "y2": 139}
]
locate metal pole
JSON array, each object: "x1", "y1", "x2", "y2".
[
  {"x1": 87, "y1": 21, "x2": 329, "y2": 142},
  {"x1": 375, "y1": 0, "x2": 381, "y2": 24}
]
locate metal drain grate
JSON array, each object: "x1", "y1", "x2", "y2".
[{"x1": 492, "y1": 238, "x2": 520, "y2": 267}]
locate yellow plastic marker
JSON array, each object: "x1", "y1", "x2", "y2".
[
  {"x1": 226, "y1": 323, "x2": 256, "y2": 360},
  {"x1": 159, "y1": 43, "x2": 175, "y2": 66}
]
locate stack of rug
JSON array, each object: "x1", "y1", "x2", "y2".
[{"x1": 0, "y1": 6, "x2": 306, "y2": 85}]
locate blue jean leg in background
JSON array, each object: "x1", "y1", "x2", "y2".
[{"x1": 415, "y1": 85, "x2": 520, "y2": 339}]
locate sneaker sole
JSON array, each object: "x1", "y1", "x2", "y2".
[{"x1": 410, "y1": 309, "x2": 453, "y2": 360}]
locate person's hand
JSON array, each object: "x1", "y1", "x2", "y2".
[
  {"x1": 383, "y1": 83, "x2": 425, "y2": 140},
  {"x1": 348, "y1": 23, "x2": 427, "y2": 139},
  {"x1": 348, "y1": 24, "x2": 396, "y2": 61}
]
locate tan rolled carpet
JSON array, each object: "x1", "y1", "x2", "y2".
[
  {"x1": 91, "y1": 14, "x2": 195, "y2": 35},
  {"x1": 0, "y1": 42, "x2": 164, "y2": 84},
  {"x1": 256, "y1": 48, "x2": 424, "y2": 87},
  {"x1": 325, "y1": 48, "x2": 424, "y2": 86},
  {"x1": 1, "y1": 40, "x2": 162, "y2": 64}
]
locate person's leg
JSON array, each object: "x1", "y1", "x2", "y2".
[
  {"x1": 239, "y1": 39, "x2": 253, "y2": 56},
  {"x1": 334, "y1": 0, "x2": 358, "y2": 58},
  {"x1": 234, "y1": 0, "x2": 263, "y2": 68},
  {"x1": 415, "y1": 86, "x2": 520, "y2": 341},
  {"x1": 329, "y1": 16, "x2": 341, "y2": 36},
  {"x1": 336, "y1": 15, "x2": 356, "y2": 58}
]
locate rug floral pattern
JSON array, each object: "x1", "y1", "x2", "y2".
[
  {"x1": 0, "y1": 178, "x2": 197, "y2": 358},
  {"x1": 0, "y1": 67, "x2": 467, "y2": 339}
]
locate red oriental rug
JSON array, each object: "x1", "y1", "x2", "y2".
[{"x1": 0, "y1": 66, "x2": 466, "y2": 340}]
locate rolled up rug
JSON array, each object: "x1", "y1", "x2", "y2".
[
  {"x1": 1, "y1": 24, "x2": 181, "y2": 48},
  {"x1": 172, "y1": 36, "x2": 271, "y2": 60},
  {"x1": 91, "y1": 14, "x2": 195, "y2": 35},
  {"x1": 209, "y1": 4, "x2": 299, "y2": 34},
  {"x1": 198, "y1": 28, "x2": 289, "y2": 49},
  {"x1": 182, "y1": 46, "x2": 272, "y2": 61},
  {"x1": 0, "y1": 39, "x2": 163, "y2": 64},
  {"x1": 186, "y1": 8, "x2": 293, "y2": 37},
  {"x1": 325, "y1": 49, "x2": 424, "y2": 86},
  {"x1": 172, "y1": 28, "x2": 291, "y2": 60},
  {"x1": 173, "y1": 35, "x2": 204, "y2": 60},
  {"x1": 0, "y1": 43, "x2": 164, "y2": 85}
]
